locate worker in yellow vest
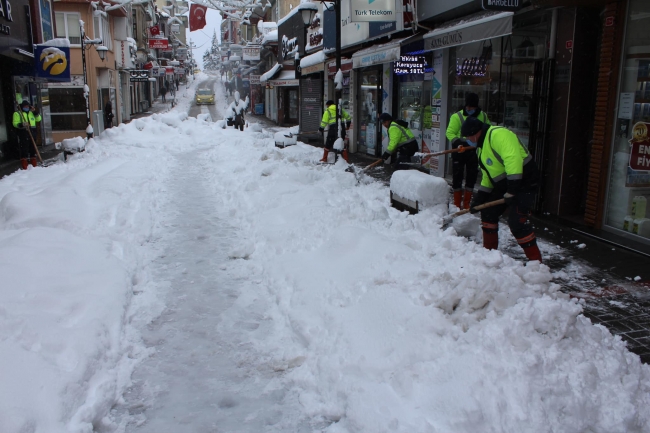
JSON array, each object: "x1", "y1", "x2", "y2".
[
  {"x1": 462, "y1": 116, "x2": 542, "y2": 262},
  {"x1": 318, "y1": 100, "x2": 351, "y2": 162},
  {"x1": 446, "y1": 93, "x2": 490, "y2": 209},
  {"x1": 12, "y1": 100, "x2": 42, "y2": 169}
]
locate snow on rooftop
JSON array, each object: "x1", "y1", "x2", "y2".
[
  {"x1": 41, "y1": 38, "x2": 70, "y2": 48},
  {"x1": 261, "y1": 29, "x2": 278, "y2": 45}
]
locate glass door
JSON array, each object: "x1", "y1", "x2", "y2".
[{"x1": 357, "y1": 68, "x2": 382, "y2": 156}]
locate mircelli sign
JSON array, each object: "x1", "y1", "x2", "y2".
[{"x1": 482, "y1": 0, "x2": 523, "y2": 12}]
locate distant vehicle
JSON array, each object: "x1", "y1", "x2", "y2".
[
  {"x1": 195, "y1": 88, "x2": 214, "y2": 105},
  {"x1": 194, "y1": 68, "x2": 201, "y2": 75}
]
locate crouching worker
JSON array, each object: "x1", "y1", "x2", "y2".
[
  {"x1": 379, "y1": 113, "x2": 419, "y2": 170},
  {"x1": 462, "y1": 117, "x2": 542, "y2": 262}
]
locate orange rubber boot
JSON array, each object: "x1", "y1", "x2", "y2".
[
  {"x1": 463, "y1": 190, "x2": 472, "y2": 210},
  {"x1": 453, "y1": 190, "x2": 462, "y2": 208}
]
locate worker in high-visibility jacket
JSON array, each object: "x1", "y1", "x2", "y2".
[
  {"x1": 379, "y1": 112, "x2": 419, "y2": 170},
  {"x1": 318, "y1": 100, "x2": 351, "y2": 162},
  {"x1": 446, "y1": 93, "x2": 490, "y2": 210},
  {"x1": 12, "y1": 100, "x2": 42, "y2": 170},
  {"x1": 461, "y1": 116, "x2": 542, "y2": 262}
]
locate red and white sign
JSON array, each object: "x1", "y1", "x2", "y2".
[
  {"x1": 566, "y1": 40, "x2": 573, "y2": 49},
  {"x1": 165, "y1": 66, "x2": 174, "y2": 75},
  {"x1": 605, "y1": 16, "x2": 615, "y2": 27},
  {"x1": 143, "y1": 61, "x2": 154, "y2": 70},
  {"x1": 149, "y1": 39, "x2": 169, "y2": 49},
  {"x1": 629, "y1": 122, "x2": 650, "y2": 172},
  {"x1": 328, "y1": 58, "x2": 353, "y2": 77},
  {"x1": 149, "y1": 25, "x2": 160, "y2": 36}
]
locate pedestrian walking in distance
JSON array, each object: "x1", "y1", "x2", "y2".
[
  {"x1": 462, "y1": 116, "x2": 542, "y2": 262},
  {"x1": 446, "y1": 92, "x2": 490, "y2": 209},
  {"x1": 12, "y1": 100, "x2": 42, "y2": 169},
  {"x1": 104, "y1": 102, "x2": 114, "y2": 128},
  {"x1": 318, "y1": 100, "x2": 351, "y2": 163},
  {"x1": 379, "y1": 113, "x2": 419, "y2": 170},
  {"x1": 161, "y1": 85, "x2": 167, "y2": 103}
]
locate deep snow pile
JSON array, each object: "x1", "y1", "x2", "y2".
[{"x1": 1, "y1": 76, "x2": 649, "y2": 432}]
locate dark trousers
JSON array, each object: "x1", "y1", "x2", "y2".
[
  {"x1": 324, "y1": 123, "x2": 346, "y2": 149},
  {"x1": 481, "y1": 190, "x2": 537, "y2": 244},
  {"x1": 452, "y1": 150, "x2": 478, "y2": 191},
  {"x1": 16, "y1": 129, "x2": 35, "y2": 159}
]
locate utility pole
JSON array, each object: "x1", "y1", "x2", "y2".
[{"x1": 335, "y1": 0, "x2": 341, "y2": 140}]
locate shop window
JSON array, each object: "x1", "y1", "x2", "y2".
[
  {"x1": 94, "y1": 14, "x2": 112, "y2": 51},
  {"x1": 55, "y1": 12, "x2": 81, "y2": 45},
  {"x1": 48, "y1": 88, "x2": 87, "y2": 131},
  {"x1": 605, "y1": 0, "x2": 650, "y2": 240}
]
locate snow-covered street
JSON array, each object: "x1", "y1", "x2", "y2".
[{"x1": 2, "y1": 76, "x2": 650, "y2": 433}]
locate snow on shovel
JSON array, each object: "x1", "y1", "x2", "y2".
[
  {"x1": 348, "y1": 158, "x2": 383, "y2": 184},
  {"x1": 441, "y1": 198, "x2": 505, "y2": 229}
]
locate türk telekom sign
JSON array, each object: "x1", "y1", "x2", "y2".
[{"x1": 350, "y1": 0, "x2": 395, "y2": 22}]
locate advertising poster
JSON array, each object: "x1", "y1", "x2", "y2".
[{"x1": 627, "y1": 122, "x2": 650, "y2": 187}]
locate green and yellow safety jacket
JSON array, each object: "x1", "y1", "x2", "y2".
[
  {"x1": 320, "y1": 104, "x2": 351, "y2": 128},
  {"x1": 477, "y1": 126, "x2": 538, "y2": 195},
  {"x1": 387, "y1": 121, "x2": 415, "y2": 153},
  {"x1": 445, "y1": 109, "x2": 490, "y2": 147},
  {"x1": 12, "y1": 110, "x2": 42, "y2": 128}
]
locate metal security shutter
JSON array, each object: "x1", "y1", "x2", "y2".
[{"x1": 300, "y1": 75, "x2": 323, "y2": 134}]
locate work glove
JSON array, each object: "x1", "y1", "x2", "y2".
[
  {"x1": 318, "y1": 127, "x2": 324, "y2": 133},
  {"x1": 381, "y1": 151, "x2": 391, "y2": 161},
  {"x1": 457, "y1": 144, "x2": 468, "y2": 153},
  {"x1": 469, "y1": 190, "x2": 490, "y2": 214},
  {"x1": 503, "y1": 192, "x2": 516, "y2": 206}
]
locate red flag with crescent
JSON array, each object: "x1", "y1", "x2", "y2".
[{"x1": 190, "y1": 4, "x2": 208, "y2": 32}]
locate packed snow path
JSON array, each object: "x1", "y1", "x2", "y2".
[
  {"x1": 117, "y1": 147, "x2": 311, "y2": 432},
  {"x1": 1, "y1": 75, "x2": 649, "y2": 433}
]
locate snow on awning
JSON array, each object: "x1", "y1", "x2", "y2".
[
  {"x1": 423, "y1": 11, "x2": 513, "y2": 51},
  {"x1": 270, "y1": 69, "x2": 299, "y2": 87},
  {"x1": 262, "y1": 30, "x2": 278, "y2": 46},
  {"x1": 260, "y1": 62, "x2": 282, "y2": 83},
  {"x1": 352, "y1": 38, "x2": 409, "y2": 69},
  {"x1": 300, "y1": 51, "x2": 326, "y2": 70}
]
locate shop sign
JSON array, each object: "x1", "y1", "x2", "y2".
[
  {"x1": 130, "y1": 70, "x2": 150, "y2": 82},
  {"x1": 327, "y1": 58, "x2": 353, "y2": 77},
  {"x1": 424, "y1": 14, "x2": 512, "y2": 51},
  {"x1": 171, "y1": 23, "x2": 180, "y2": 34},
  {"x1": 165, "y1": 66, "x2": 174, "y2": 75},
  {"x1": 481, "y1": 0, "x2": 523, "y2": 12},
  {"x1": 176, "y1": 48, "x2": 188, "y2": 60},
  {"x1": 352, "y1": 45, "x2": 400, "y2": 68},
  {"x1": 627, "y1": 122, "x2": 650, "y2": 186},
  {"x1": 174, "y1": 67, "x2": 184, "y2": 74},
  {"x1": 350, "y1": 0, "x2": 395, "y2": 22},
  {"x1": 143, "y1": 61, "x2": 154, "y2": 69},
  {"x1": 149, "y1": 25, "x2": 160, "y2": 36},
  {"x1": 1, "y1": 0, "x2": 33, "y2": 54},
  {"x1": 158, "y1": 68, "x2": 165, "y2": 76},
  {"x1": 605, "y1": 16, "x2": 615, "y2": 27},
  {"x1": 250, "y1": 74, "x2": 260, "y2": 85},
  {"x1": 35, "y1": 45, "x2": 71, "y2": 81},
  {"x1": 270, "y1": 79, "x2": 299, "y2": 86},
  {"x1": 117, "y1": 40, "x2": 136, "y2": 69},
  {"x1": 369, "y1": 21, "x2": 396, "y2": 38},
  {"x1": 302, "y1": 63, "x2": 323, "y2": 75},
  {"x1": 40, "y1": 0, "x2": 54, "y2": 42},
  {"x1": 566, "y1": 40, "x2": 573, "y2": 49},
  {"x1": 393, "y1": 55, "x2": 425, "y2": 75},
  {"x1": 149, "y1": 38, "x2": 169, "y2": 49},
  {"x1": 243, "y1": 45, "x2": 261, "y2": 61}
]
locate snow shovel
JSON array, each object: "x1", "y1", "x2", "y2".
[
  {"x1": 349, "y1": 158, "x2": 383, "y2": 183},
  {"x1": 441, "y1": 198, "x2": 505, "y2": 229}
]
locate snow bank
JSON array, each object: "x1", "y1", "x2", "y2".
[
  {"x1": 61, "y1": 136, "x2": 86, "y2": 152},
  {"x1": 390, "y1": 169, "x2": 449, "y2": 208}
]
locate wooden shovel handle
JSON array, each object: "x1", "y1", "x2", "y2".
[
  {"x1": 447, "y1": 198, "x2": 506, "y2": 220},
  {"x1": 362, "y1": 159, "x2": 383, "y2": 172},
  {"x1": 419, "y1": 146, "x2": 476, "y2": 158}
]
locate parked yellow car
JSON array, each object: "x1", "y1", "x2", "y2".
[
  {"x1": 194, "y1": 68, "x2": 201, "y2": 75},
  {"x1": 195, "y1": 88, "x2": 215, "y2": 105}
]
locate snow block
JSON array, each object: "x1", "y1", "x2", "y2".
[
  {"x1": 274, "y1": 131, "x2": 297, "y2": 147},
  {"x1": 390, "y1": 171, "x2": 449, "y2": 209},
  {"x1": 61, "y1": 137, "x2": 86, "y2": 153}
]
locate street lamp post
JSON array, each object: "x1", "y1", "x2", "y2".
[{"x1": 80, "y1": 20, "x2": 106, "y2": 139}]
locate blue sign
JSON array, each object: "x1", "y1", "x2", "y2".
[
  {"x1": 35, "y1": 45, "x2": 71, "y2": 82},
  {"x1": 369, "y1": 21, "x2": 395, "y2": 38}
]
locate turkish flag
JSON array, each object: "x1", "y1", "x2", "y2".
[{"x1": 189, "y1": 4, "x2": 207, "y2": 32}]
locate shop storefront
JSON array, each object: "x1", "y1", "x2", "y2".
[
  {"x1": 352, "y1": 41, "x2": 401, "y2": 156},
  {"x1": 299, "y1": 62, "x2": 324, "y2": 136},
  {"x1": 604, "y1": 0, "x2": 650, "y2": 243}
]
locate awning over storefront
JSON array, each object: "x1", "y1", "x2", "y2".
[
  {"x1": 260, "y1": 62, "x2": 282, "y2": 83},
  {"x1": 423, "y1": 11, "x2": 513, "y2": 51},
  {"x1": 300, "y1": 51, "x2": 326, "y2": 75},
  {"x1": 351, "y1": 38, "x2": 410, "y2": 69},
  {"x1": 270, "y1": 69, "x2": 299, "y2": 86}
]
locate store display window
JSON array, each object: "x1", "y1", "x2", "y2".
[
  {"x1": 605, "y1": 0, "x2": 650, "y2": 241},
  {"x1": 357, "y1": 69, "x2": 382, "y2": 155}
]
